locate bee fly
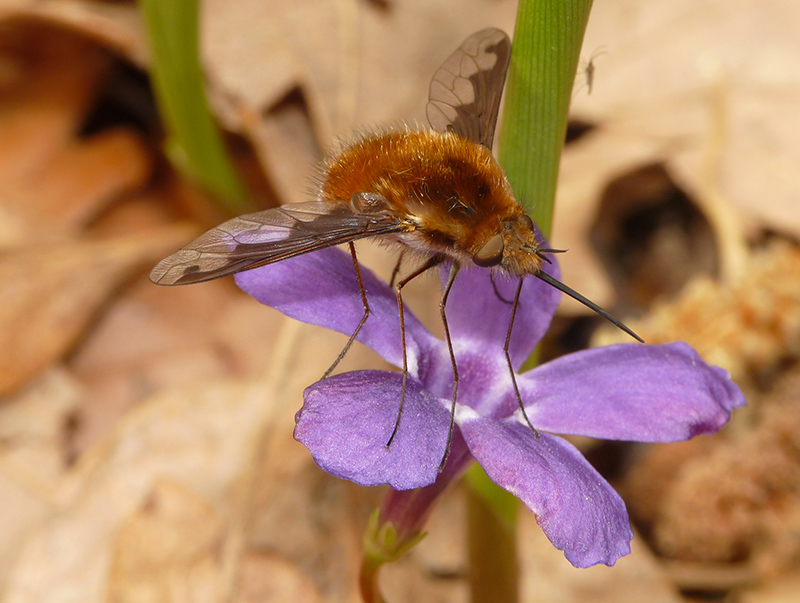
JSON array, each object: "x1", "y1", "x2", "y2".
[{"x1": 151, "y1": 29, "x2": 641, "y2": 466}]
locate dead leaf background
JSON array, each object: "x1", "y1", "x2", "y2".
[{"x1": 0, "y1": 0, "x2": 799, "y2": 601}]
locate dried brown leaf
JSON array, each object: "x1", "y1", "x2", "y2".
[
  {"x1": 0, "y1": 18, "x2": 153, "y2": 245},
  {"x1": 572, "y1": 0, "x2": 800, "y2": 234},
  {"x1": 740, "y1": 572, "x2": 800, "y2": 603},
  {"x1": 0, "y1": 369, "x2": 81, "y2": 588},
  {"x1": 557, "y1": 0, "x2": 800, "y2": 310},
  {"x1": 236, "y1": 553, "x2": 325, "y2": 603},
  {"x1": 0, "y1": 19, "x2": 107, "y2": 173},
  {"x1": 11, "y1": 128, "x2": 152, "y2": 238},
  {"x1": 0, "y1": 225, "x2": 195, "y2": 395},
  {"x1": 0, "y1": 0, "x2": 147, "y2": 66},
  {"x1": 3, "y1": 376, "x2": 281, "y2": 602},
  {"x1": 519, "y1": 514, "x2": 681, "y2": 603},
  {"x1": 108, "y1": 480, "x2": 227, "y2": 603}
]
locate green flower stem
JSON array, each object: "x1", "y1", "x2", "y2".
[
  {"x1": 499, "y1": 0, "x2": 594, "y2": 239},
  {"x1": 467, "y1": 2, "x2": 594, "y2": 602},
  {"x1": 359, "y1": 553, "x2": 386, "y2": 603},
  {"x1": 141, "y1": 0, "x2": 251, "y2": 213},
  {"x1": 465, "y1": 464, "x2": 520, "y2": 602}
]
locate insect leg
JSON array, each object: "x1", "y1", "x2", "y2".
[
  {"x1": 437, "y1": 262, "x2": 461, "y2": 470},
  {"x1": 386, "y1": 255, "x2": 444, "y2": 448},
  {"x1": 389, "y1": 248, "x2": 405, "y2": 288},
  {"x1": 490, "y1": 271, "x2": 513, "y2": 304},
  {"x1": 505, "y1": 277, "x2": 540, "y2": 437},
  {"x1": 322, "y1": 242, "x2": 369, "y2": 379}
]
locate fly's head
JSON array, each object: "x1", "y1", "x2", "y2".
[{"x1": 471, "y1": 212, "x2": 545, "y2": 277}]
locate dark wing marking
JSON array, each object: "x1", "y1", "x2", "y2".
[
  {"x1": 426, "y1": 28, "x2": 511, "y2": 150},
  {"x1": 149, "y1": 200, "x2": 406, "y2": 285}
]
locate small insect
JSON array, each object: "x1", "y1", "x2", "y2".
[
  {"x1": 151, "y1": 29, "x2": 640, "y2": 465},
  {"x1": 575, "y1": 46, "x2": 608, "y2": 96}
]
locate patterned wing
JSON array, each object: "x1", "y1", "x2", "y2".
[
  {"x1": 426, "y1": 28, "x2": 511, "y2": 150},
  {"x1": 150, "y1": 199, "x2": 404, "y2": 285}
]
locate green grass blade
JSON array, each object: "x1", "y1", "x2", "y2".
[{"x1": 141, "y1": 0, "x2": 251, "y2": 213}]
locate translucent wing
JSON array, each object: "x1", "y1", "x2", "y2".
[
  {"x1": 150, "y1": 199, "x2": 405, "y2": 285},
  {"x1": 426, "y1": 28, "x2": 511, "y2": 150}
]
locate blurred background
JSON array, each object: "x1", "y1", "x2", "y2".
[{"x1": 1, "y1": 0, "x2": 798, "y2": 601}]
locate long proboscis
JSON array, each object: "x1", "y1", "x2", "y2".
[{"x1": 534, "y1": 271, "x2": 644, "y2": 343}]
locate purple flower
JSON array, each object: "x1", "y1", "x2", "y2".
[{"x1": 235, "y1": 246, "x2": 744, "y2": 567}]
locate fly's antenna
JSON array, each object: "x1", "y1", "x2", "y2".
[{"x1": 535, "y1": 248, "x2": 566, "y2": 264}]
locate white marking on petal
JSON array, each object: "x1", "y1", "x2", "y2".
[{"x1": 455, "y1": 403, "x2": 480, "y2": 424}]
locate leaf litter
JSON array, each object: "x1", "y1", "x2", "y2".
[{"x1": 1, "y1": 0, "x2": 800, "y2": 601}]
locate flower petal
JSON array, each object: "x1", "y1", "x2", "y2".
[
  {"x1": 521, "y1": 342, "x2": 745, "y2": 441},
  {"x1": 295, "y1": 371, "x2": 451, "y2": 490},
  {"x1": 460, "y1": 413, "x2": 632, "y2": 567},
  {"x1": 235, "y1": 247, "x2": 438, "y2": 371},
  {"x1": 441, "y1": 242, "x2": 561, "y2": 368},
  {"x1": 374, "y1": 429, "x2": 474, "y2": 551}
]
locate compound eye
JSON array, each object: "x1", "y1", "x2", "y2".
[
  {"x1": 473, "y1": 233, "x2": 505, "y2": 267},
  {"x1": 518, "y1": 214, "x2": 534, "y2": 230}
]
